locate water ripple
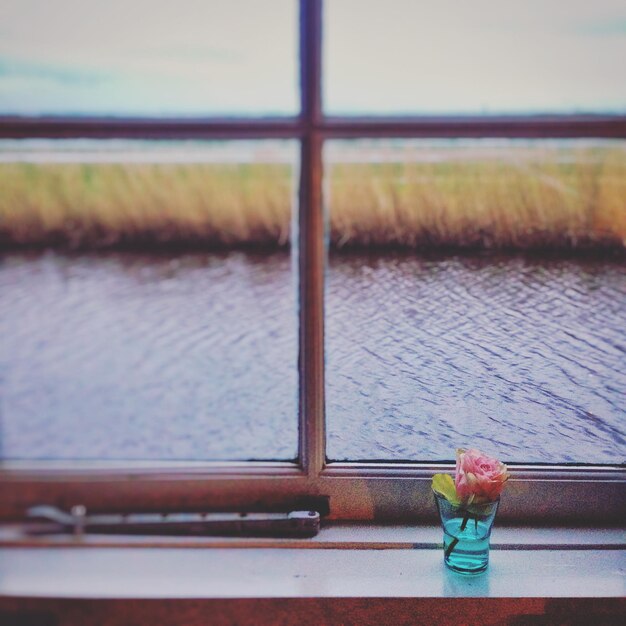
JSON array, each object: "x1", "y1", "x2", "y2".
[
  {"x1": 0, "y1": 251, "x2": 298, "y2": 461},
  {"x1": 327, "y1": 253, "x2": 626, "y2": 464},
  {"x1": 2, "y1": 251, "x2": 624, "y2": 464}
]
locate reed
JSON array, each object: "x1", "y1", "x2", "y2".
[
  {"x1": 1, "y1": 145, "x2": 624, "y2": 251},
  {"x1": 0, "y1": 162, "x2": 292, "y2": 249},
  {"x1": 329, "y1": 146, "x2": 626, "y2": 250}
]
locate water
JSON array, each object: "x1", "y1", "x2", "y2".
[
  {"x1": 0, "y1": 251, "x2": 298, "y2": 461},
  {"x1": 442, "y1": 518, "x2": 492, "y2": 574},
  {"x1": 327, "y1": 252, "x2": 626, "y2": 464},
  {"x1": 1, "y1": 250, "x2": 624, "y2": 464}
]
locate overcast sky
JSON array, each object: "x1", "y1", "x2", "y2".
[{"x1": 0, "y1": 0, "x2": 625, "y2": 116}]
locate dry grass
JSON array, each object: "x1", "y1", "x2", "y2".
[
  {"x1": 329, "y1": 146, "x2": 626, "y2": 250},
  {"x1": 1, "y1": 144, "x2": 625, "y2": 251},
  {"x1": 0, "y1": 162, "x2": 293, "y2": 249}
]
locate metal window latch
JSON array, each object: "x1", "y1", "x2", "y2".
[{"x1": 25, "y1": 505, "x2": 320, "y2": 538}]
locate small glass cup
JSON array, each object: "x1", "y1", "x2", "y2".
[{"x1": 433, "y1": 491, "x2": 499, "y2": 574}]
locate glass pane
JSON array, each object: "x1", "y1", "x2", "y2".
[
  {"x1": 325, "y1": 139, "x2": 626, "y2": 464},
  {"x1": 0, "y1": 0, "x2": 297, "y2": 116},
  {"x1": 0, "y1": 139, "x2": 298, "y2": 461},
  {"x1": 325, "y1": 0, "x2": 626, "y2": 115}
]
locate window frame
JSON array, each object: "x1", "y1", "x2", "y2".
[{"x1": 0, "y1": 0, "x2": 624, "y2": 524}]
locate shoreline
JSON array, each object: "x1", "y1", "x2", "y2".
[{"x1": 2, "y1": 241, "x2": 624, "y2": 262}]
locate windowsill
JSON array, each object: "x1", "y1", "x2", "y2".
[{"x1": 0, "y1": 523, "x2": 623, "y2": 599}]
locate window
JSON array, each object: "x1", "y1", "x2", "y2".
[
  {"x1": 325, "y1": 138, "x2": 626, "y2": 465},
  {"x1": 325, "y1": 0, "x2": 626, "y2": 115},
  {"x1": 0, "y1": 139, "x2": 299, "y2": 463},
  {"x1": 0, "y1": 0, "x2": 298, "y2": 116},
  {"x1": 0, "y1": 0, "x2": 624, "y2": 524}
]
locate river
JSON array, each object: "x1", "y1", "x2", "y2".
[{"x1": 1, "y1": 251, "x2": 624, "y2": 465}]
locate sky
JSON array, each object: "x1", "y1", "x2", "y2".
[{"x1": 0, "y1": 0, "x2": 625, "y2": 116}]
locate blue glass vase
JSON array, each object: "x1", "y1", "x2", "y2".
[{"x1": 433, "y1": 491, "x2": 499, "y2": 574}]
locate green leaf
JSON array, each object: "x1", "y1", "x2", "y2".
[{"x1": 431, "y1": 473, "x2": 460, "y2": 505}]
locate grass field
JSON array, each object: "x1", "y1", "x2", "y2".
[{"x1": 1, "y1": 142, "x2": 624, "y2": 251}]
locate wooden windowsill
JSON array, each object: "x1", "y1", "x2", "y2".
[
  {"x1": 0, "y1": 524, "x2": 623, "y2": 598},
  {"x1": 1, "y1": 523, "x2": 624, "y2": 625}
]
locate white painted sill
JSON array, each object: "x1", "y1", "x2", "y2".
[{"x1": 0, "y1": 523, "x2": 624, "y2": 599}]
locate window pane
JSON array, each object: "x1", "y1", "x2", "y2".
[
  {"x1": 325, "y1": 139, "x2": 626, "y2": 464},
  {"x1": 0, "y1": 0, "x2": 297, "y2": 116},
  {"x1": 324, "y1": 0, "x2": 626, "y2": 115},
  {"x1": 0, "y1": 140, "x2": 298, "y2": 461}
]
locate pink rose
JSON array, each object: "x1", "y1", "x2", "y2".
[{"x1": 455, "y1": 448, "x2": 509, "y2": 504}]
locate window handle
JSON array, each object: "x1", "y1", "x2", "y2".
[{"x1": 25, "y1": 505, "x2": 320, "y2": 538}]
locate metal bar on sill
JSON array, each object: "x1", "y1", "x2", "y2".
[{"x1": 25, "y1": 505, "x2": 320, "y2": 538}]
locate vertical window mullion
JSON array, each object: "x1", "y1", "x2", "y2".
[{"x1": 298, "y1": 0, "x2": 325, "y2": 476}]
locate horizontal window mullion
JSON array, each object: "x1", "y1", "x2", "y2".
[
  {"x1": 319, "y1": 114, "x2": 626, "y2": 138},
  {"x1": 0, "y1": 472, "x2": 320, "y2": 521},
  {"x1": 2, "y1": 469, "x2": 623, "y2": 524},
  {"x1": 321, "y1": 462, "x2": 626, "y2": 482},
  {"x1": 0, "y1": 460, "x2": 304, "y2": 477},
  {"x1": 320, "y1": 474, "x2": 626, "y2": 524},
  {"x1": 4, "y1": 114, "x2": 626, "y2": 140},
  {"x1": 0, "y1": 116, "x2": 304, "y2": 140}
]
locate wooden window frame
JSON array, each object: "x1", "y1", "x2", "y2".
[{"x1": 0, "y1": 0, "x2": 624, "y2": 524}]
